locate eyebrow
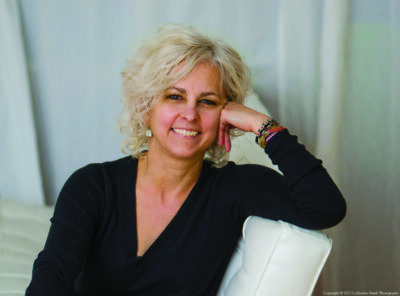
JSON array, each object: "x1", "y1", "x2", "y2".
[{"x1": 167, "y1": 87, "x2": 221, "y2": 99}]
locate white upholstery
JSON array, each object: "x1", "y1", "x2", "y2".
[
  {"x1": 0, "y1": 198, "x2": 52, "y2": 296},
  {"x1": 217, "y1": 217, "x2": 332, "y2": 296}
]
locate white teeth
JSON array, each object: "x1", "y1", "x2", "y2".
[{"x1": 173, "y1": 128, "x2": 199, "y2": 136}]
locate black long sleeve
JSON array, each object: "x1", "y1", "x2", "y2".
[
  {"x1": 26, "y1": 130, "x2": 346, "y2": 296},
  {"x1": 231, "y1": 129, "x2": 346, "y2": 229}
]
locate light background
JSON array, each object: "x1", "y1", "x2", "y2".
[{"x1": 1, "y1": 0, "x2": 399, "y2": 293}]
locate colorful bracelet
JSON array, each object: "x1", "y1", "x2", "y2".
[
  {"x1": 264, "y1": 127, "x2": 286, "y2": 146},
  {"x1": 256, "y1": 119, "x2": 278, "y2": 137},
  {"x1": 255, "y1": 119, "x2": 287, "y2": 149},
  {"x1": 258, "y1": 127, "x2": 285, "y2": 148}
]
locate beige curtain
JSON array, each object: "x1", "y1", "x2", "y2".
[
  {"x1": 277, "y1": 0, "x2": 400, "y2": 293},
  {"x1": 0, "y1": 0, "x2": 44, "y2": 204}
]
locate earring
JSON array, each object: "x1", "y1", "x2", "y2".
[{"x1": 146, "y1": 129, "x2": 152, "y2": 137}]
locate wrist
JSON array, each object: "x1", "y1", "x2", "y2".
[
  {"x1": 251, "y1": 114, "x2": 271, "y2": 135},
  {"x1": 254, "y1": 118, "x2": 287, "y2": 149}
]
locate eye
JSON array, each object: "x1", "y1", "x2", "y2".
[
  {"x1": 199, "y1": 98, "x2": 217, "y2": 106},
  {"x1": 167, "y1": 94, "x2": 182, "y2": 101}
]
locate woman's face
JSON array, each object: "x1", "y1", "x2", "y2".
[{"x1": 147, "y1": 61, "x2": 226, "y2": 161}]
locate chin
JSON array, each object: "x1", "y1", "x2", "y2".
[{"x1": 168, "y1": 148, "x2": 206, "y2": 161}]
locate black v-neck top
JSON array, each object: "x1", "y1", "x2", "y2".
[{"x1": 26, "y1": 130, "x2": 346, "y2": 296}]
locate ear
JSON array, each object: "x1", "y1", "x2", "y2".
[{"x1": 144, "y1": 111, "x2": 151, "y2": 126}]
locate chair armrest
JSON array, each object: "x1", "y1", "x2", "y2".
[
  {"x1": 218, "y1": 216, "x2": 332, "y2": 296},
  {"x1": 0, "y1": 198, "x2": 53, "y2": 295}
]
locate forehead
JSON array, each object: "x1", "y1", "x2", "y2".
[{"x1": 172, "y1": 61, "x2": 222, "y2": 92}]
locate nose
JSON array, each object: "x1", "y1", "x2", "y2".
[{"x1": 180, "y1": 104, "x2": 199, "y2": 121}]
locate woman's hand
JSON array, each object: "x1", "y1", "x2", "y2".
[{"x1": 218, "y1": 102, "x2": 271, "y2": 152}]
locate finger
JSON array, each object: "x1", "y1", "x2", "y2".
[
  {"x1": 218, "y1": 120, "x2": 225, "y2": 146},
  {"x1": 218, "y1": 108, "x2": 228, "y2": 146},
  {"x1": 224, "y1": 124, "x2": 231, "y2": 152}
]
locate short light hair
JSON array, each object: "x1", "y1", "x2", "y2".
[{"x1": 119, "y1": 23, "x2": 251, "y2": 167}]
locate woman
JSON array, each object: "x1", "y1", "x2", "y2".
[{"x1": 26, "y1": 23, "x2": 346, "y2": 295}]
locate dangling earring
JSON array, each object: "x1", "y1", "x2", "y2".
[{"x1": 146, "y1": 129, "x2": 152, "y2": 137}]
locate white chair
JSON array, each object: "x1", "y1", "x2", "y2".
[
  {"x1": 217, "y1": 216, "x2": 332, "y2": 296},
  {"x1": 0, "y1": 198, "x2": 53, "y2": 296}
]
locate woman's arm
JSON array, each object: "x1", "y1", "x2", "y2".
[
  {"x1": 219, "y1": 102, "x2": 346, "y2": 229},
  {"x1": 26, "y1": 164, "x2": 105, "y2": 295}
]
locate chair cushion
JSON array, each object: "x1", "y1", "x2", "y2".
[
  {"x1": 217, "y1": 216, "x2": 332, "y2": 296},
  {"x1": 0, "y1": 198, "x2": 53, "y2": 295}
]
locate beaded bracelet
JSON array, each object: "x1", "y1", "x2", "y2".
[
  {"x1": 258, "y1": 126, "x2": 286, "y2": 148},
  {"x1": 256, "y1": 119, "x2": 279, "y2": 137},
  {"x1": 255, "y1": 119, "x2": 287, "y2": 149},
  {"x1": 263, "y1": 126, "x2": 287, "y2": 146}
]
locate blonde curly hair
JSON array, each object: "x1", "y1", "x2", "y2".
[{"x1": 119, "y1": 23, "x2": 251, "y2": 167}]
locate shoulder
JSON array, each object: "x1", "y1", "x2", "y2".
[
  {"x1": 201, "y1": 161, "x2": 285, "y2": 222},
  {"x1": 212, "y1": 160, "x2": 279, "y2": 175},
  {"x1": 205, "y1": 160, "x2": 282, "y2": 187},
  {"x1": 62, "y1": 156, "x2": 137, "y2": 194},
  {"x1": 72, "y1": 156, "x2": 136, "y2": 178},
  {"x1": 56, "y1": 156, "x2": 137, "y2": 216}
]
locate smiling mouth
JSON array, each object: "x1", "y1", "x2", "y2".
[{"x1": 172, "y1": 128, "x2": 200, "y2": 137}]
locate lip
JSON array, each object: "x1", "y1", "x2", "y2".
[{"x1": 171, "y1": 128, "x2": 201, "y2": 137}]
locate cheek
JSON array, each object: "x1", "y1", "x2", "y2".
[
  {"x1": 201, "y1": 110, "x2": 221, "y2": 134},
  {"x1": 150, "y1": 106, "x2": 178, "y2": 129}
]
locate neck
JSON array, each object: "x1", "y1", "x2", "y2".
[{"x1": 137, "y1": 149, "x2": 204, "y2": 202}]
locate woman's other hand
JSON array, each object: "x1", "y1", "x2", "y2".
[{"x1": 218, "y1": 102, "x2": 271, "y2": 152}]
